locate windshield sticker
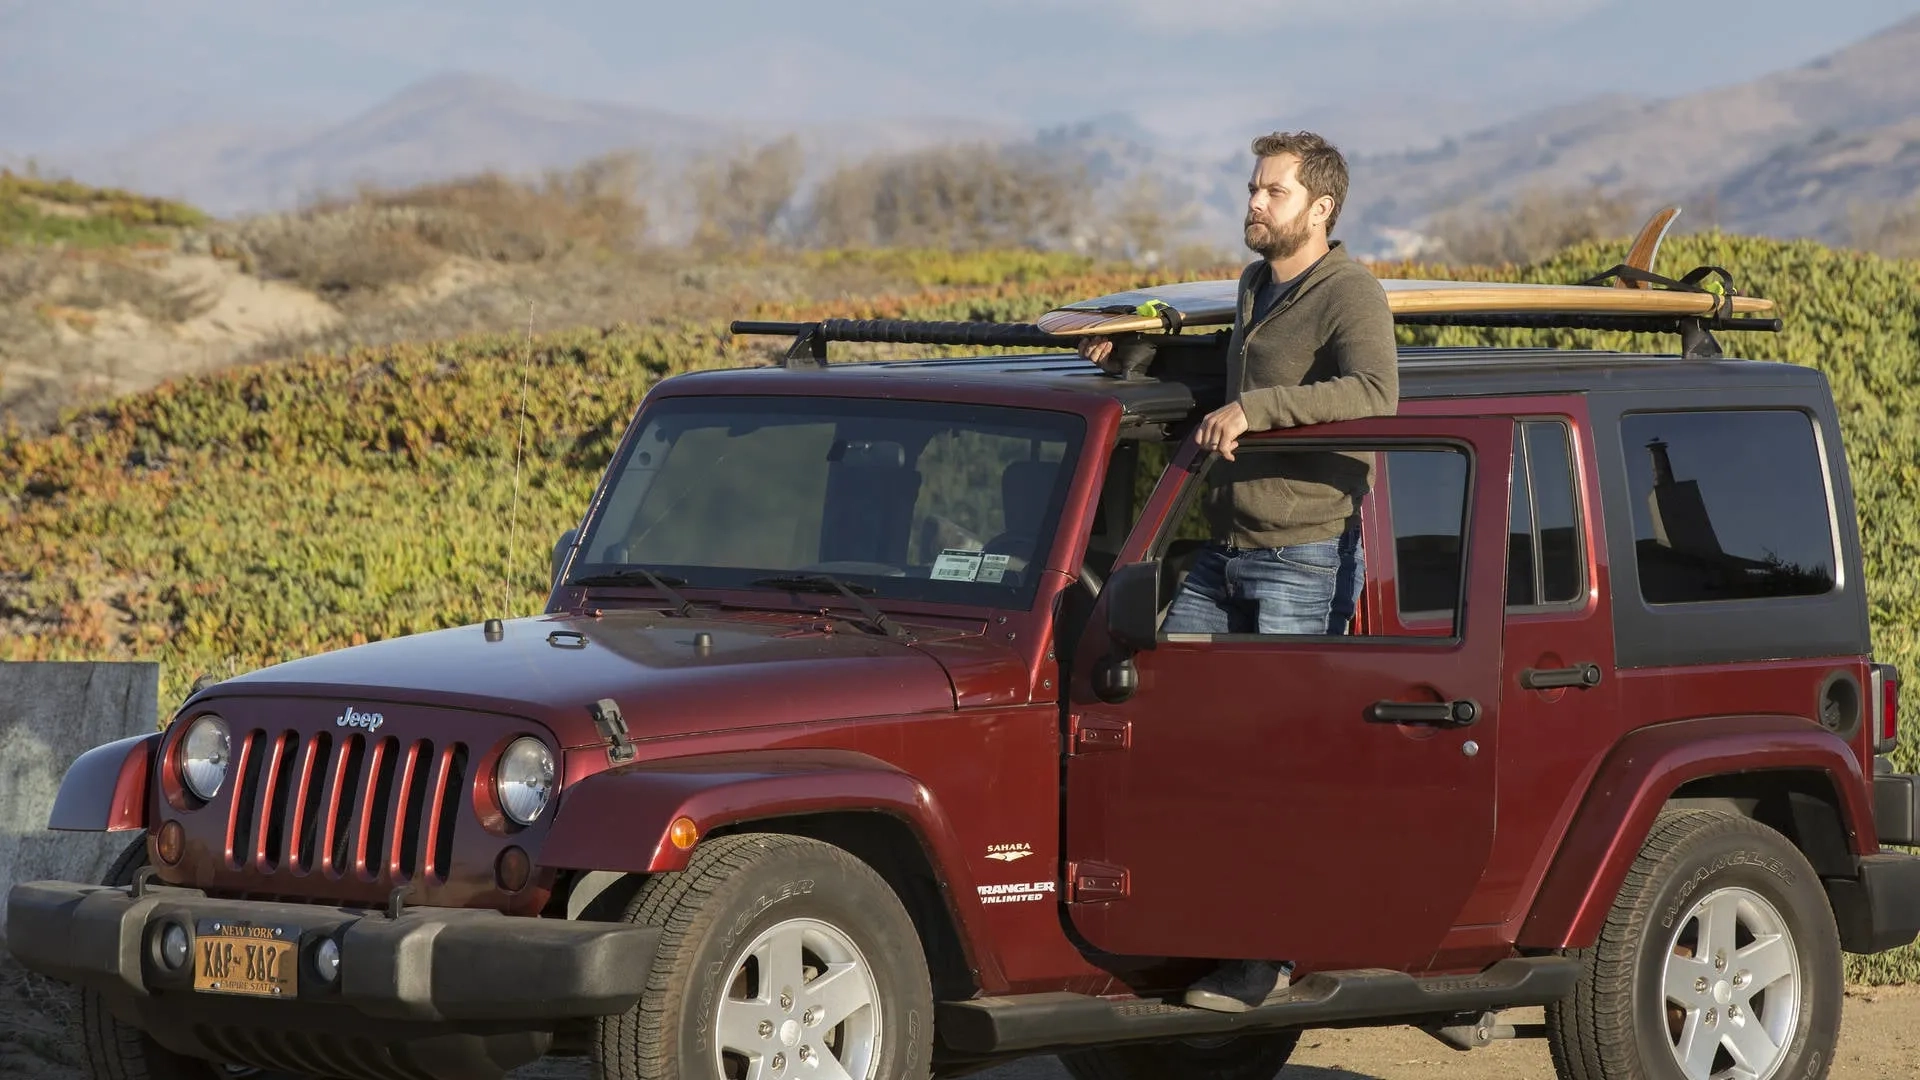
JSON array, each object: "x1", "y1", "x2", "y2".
[
  {"x1": 931, "y1": 549, "x2": 984, "y2": 581},
  {"x1": 976, "y1": 553, "x2": 1012, "y2": 584}
]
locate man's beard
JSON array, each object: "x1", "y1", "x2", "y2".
[{"x1": 1244, "y1": 204, "x2": 1313, "y2": 258}]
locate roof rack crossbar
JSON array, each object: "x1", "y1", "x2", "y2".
[{"x1": 731, "y1": 319, "x2": 1076, "y2": 368}]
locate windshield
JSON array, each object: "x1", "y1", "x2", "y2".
[{"x1": 574, "y1": 396, "x2": 1086, "y2": 607}]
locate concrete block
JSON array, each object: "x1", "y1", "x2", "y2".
[{"x1": 0, "y1": 662, "x2": 159, "y2": 940}]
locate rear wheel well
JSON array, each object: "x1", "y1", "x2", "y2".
[
  {"x1": 702, "y1": 812, "x2": 976, "y2": 1000},
  {"x1": 1667, "y1": 769, "x2": 1857, "y2": 878}
]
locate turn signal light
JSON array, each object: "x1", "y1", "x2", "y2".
[
  {"x1": 669, "y1": 816, "x2": 700, "y2": 851},
  {"x1": 156, "y1": 821, "x2": 185, "y2": 865},
  {"x1": 495, "y1": 846, "x2": 531, "y2": 893}
]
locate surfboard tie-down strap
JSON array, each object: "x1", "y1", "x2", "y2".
[
  {"x1": 1578, "y1": 264, "x2": 1742, "y2": 319},
  {"x1": 1091, "y1": 299, "x2": 1185, "y2": 334}
]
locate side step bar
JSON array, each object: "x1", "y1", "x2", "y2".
[{"x1": 938, "y1": 956, "x2": 1578, "y2": 1054}]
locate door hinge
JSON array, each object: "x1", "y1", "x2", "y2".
[
  {"x1": 1068, "y1": 714, "x2": 1131, "y2": 755},
  {"x1": 1066, "y1": 861, "x2": 1130, "y2": 903}
]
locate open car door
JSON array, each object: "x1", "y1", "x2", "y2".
[{"x1": 1063, "y1": 416, "x2": 1514, "y2": 973}]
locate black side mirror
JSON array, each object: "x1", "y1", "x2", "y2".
[
  {"x1": 1104, "y1": 560, "x2": 1161, "y2": 652},
  {"x1": 552, "y1": 528, "x2": 580, "y2": 588}
]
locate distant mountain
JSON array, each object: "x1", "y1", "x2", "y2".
[
  {"x1": 21, "y1": 14, "x2": 1920, "y2": 255},
  {"x1": 1335, "y1": 13, "x2": 1920, "y2": 253},
  {"x1": 42, "y1": 73, "x2": 1019, "y2": 221}
]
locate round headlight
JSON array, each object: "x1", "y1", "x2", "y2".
[
  {"x1": 495, "y1": 737, "x2": 555, "y2": 826},
  {"x1": 178, "y1": 715, "x2": 230, "y2": 801}
]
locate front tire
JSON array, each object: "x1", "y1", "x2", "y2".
[
  {"x1": 1058, "y1": 1032, "x2": 1299, "y2": 1080},
  {"x1": 1546, "y1": 809, "x2": 1842, "y2": 1080},
  {"x1": 594, "y1": 833, "x2": 934, "y2": 1080}
]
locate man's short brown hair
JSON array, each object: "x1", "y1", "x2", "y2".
[{"x1": 1251, "y1": 131, "x2": 1349, "y2": 234}]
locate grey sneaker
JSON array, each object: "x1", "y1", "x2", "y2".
[{"x1": 1182, "y1": 959, "x2": 1292, "y2": 1013}]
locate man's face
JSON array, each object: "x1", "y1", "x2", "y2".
[{"x1": 1244, "y1": 153, "x2": 1325, "y2": 259}]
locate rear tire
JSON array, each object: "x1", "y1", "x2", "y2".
[
  {"x1": 79, "y1": 839, "x2": 279, "y2": 1080},
  {"x1": 1545, "y1": 809, "x2": 1841, "y2": 1080},
  {"x1": 594, "y1": 833, "x2": 935, "y2": 1080},
  {"x1": 1058, "y1": 1032, "x2": 1299, "y2": 1080}
]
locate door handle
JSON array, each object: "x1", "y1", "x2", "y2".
[
  {"x1": 1368, "y1": 699, "x2": 1479, "y2": 727},
  {"x1": 1520, "y1": 663, "x2": 1603, "y2": 690}
]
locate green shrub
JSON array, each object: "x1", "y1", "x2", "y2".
[{"x1": 0, "y1": 171, "x2": 205, "y2": 249}]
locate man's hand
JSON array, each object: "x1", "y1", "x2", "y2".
[
  {"x1": 1078, "y1": 335, "x2": 1118, "y2": 374},
  {"x1": 1194, "y1": 401, "x2": 1250, "y2": 461}
]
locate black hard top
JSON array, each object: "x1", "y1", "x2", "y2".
[{"x1": 689, "y1": 347, "x2": 1828, "y2": 427}]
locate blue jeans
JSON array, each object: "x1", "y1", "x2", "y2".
[{"x1": 1162, "y1": 525, "x2": 1365, "y2": 636}]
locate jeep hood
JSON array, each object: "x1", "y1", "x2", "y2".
[{"x1": 201, "y1": 610, "x2": 1000, "y2": 748}]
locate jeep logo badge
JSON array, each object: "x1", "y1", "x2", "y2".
[{"x1": 336, "y1": 706, "x2": 385, "y2": 732}]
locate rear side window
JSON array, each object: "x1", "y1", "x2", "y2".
[
  {"x1": 1620, "y1": 410, "x2": 1836, "y2": 604},
  {"x1": 1508, "y1": 421, "x2": 1583, "y2": 607}
]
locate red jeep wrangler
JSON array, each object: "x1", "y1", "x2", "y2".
[{"x1": 11, "y1": 288, "x2": 1920, "y2": 1080}]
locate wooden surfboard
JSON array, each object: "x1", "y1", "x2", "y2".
[{"x1": 1032, "y1": 207, "x2": 1770, "y2": 337}]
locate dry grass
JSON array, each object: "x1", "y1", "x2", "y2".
[
  {"x1": 803, "y1": 144, "x2": 1087, "y2": 250},
  {"x1": 0, "y1": 953, "x2": 82, "y2": 1078},
  {"x1": 1848, "y1": 197, "x2": 1920, "y2": 260},
  {"x1": 1428, "y1": 186, "x2": 1647, "y2": 266},
  {"x1": 212, "y1": 154, "x2": 650, "y2": 298}
]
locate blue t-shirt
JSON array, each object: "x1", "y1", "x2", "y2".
[{"x1": 1249, "y1": 252, "x2": 1331, "y2": 327}]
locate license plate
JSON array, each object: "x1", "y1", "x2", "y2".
[{"x1": 192, "y1": 921, "x2": 298, "y2": 998}]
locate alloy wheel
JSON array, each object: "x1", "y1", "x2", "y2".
[
  {"x1": 714, "y1": 917, "x2": 882, "y2": 1080},
  {"x1": 1660, "y1": 886, "x2": 1801, "y2": 1080}
]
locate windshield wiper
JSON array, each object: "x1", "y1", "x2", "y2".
[
  {"x1": 750, "y1": 574, "x2": 913, "y2": 642},
  {"x1": 566, "y1": 567, "x2": 699, "y2": 617}
]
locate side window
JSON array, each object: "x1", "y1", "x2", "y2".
[
  {"x1": 1385, "y1": 448, "x2": 1471, "y2": 628},
  {"x1": 1152, "y1": 444, "x2": 1474, "y2": 638},
  {"x1": 1620, "y1": 410, "x2": 1837, "y2": 603},
  {"x1": 1507, "y1": 421, "x2": 1585, "y2": 608}
]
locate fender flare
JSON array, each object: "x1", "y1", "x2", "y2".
[
  {"x1": 48, "y1": 733, "x2": 157, "y2": 832},
  {"x1": 541, "y1": 749, "x2": 967, "y2": 876},
  {"x1": 1517, "y1": 715, "x2": 1874, "y2": 950},
  {"x1": 540, "y1": 747, "x2": 995, "y2": 985}
]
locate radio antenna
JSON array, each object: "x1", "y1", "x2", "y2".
[{"x1": 499, "y1": 299, "x2": 537, "y2": 627}]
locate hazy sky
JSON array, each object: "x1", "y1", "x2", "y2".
[{"x1": 3, "y1": 0, "x2": 1919, "y2": 154}]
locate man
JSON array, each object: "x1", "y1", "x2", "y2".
[{"x1": 1082, "y1": 131, "x2": 1399, "y2": 1010}]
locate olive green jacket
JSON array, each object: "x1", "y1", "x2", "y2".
[{"x1": 1205, "y1": 242, "x2": 1400, "y2": 549}]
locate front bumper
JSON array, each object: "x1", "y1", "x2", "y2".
[{"x1": 7, "y1": 879, "x2": 657, "y2": 1080}]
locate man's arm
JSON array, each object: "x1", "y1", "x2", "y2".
[{"x1": 1236, "y1": 275, "x2": 1399, "y2": 430}]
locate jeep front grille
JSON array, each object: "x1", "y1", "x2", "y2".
[{"x1": 226, "y1": 729, "x2": 468, "y2": 883}]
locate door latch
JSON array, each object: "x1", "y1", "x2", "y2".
[
  {"x1": 1367, "y1": 699, "x2": 1480, "y2": 728},
  {"x1": 1520, "y1": 663, "x2": 1603, "y2": 690}
]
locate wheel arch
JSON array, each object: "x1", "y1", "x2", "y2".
[
  {"x1": 1518, "y1": 715, "x2": 1874, "y2": 951},
  {"x1": 1665, "y1": 769, "x2": 1856, "y2": 879},
  {"x1": 541, "y1": 750, "x2": 989, "y2": 996}
]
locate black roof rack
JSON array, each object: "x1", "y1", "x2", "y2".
[{"x1": 730, "y1": 310, "x2": 1782, "y2": 368}]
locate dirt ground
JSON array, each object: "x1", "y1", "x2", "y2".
[{"x1": 7, "y1": 953, "x2": 1919, "y2": 1079}]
